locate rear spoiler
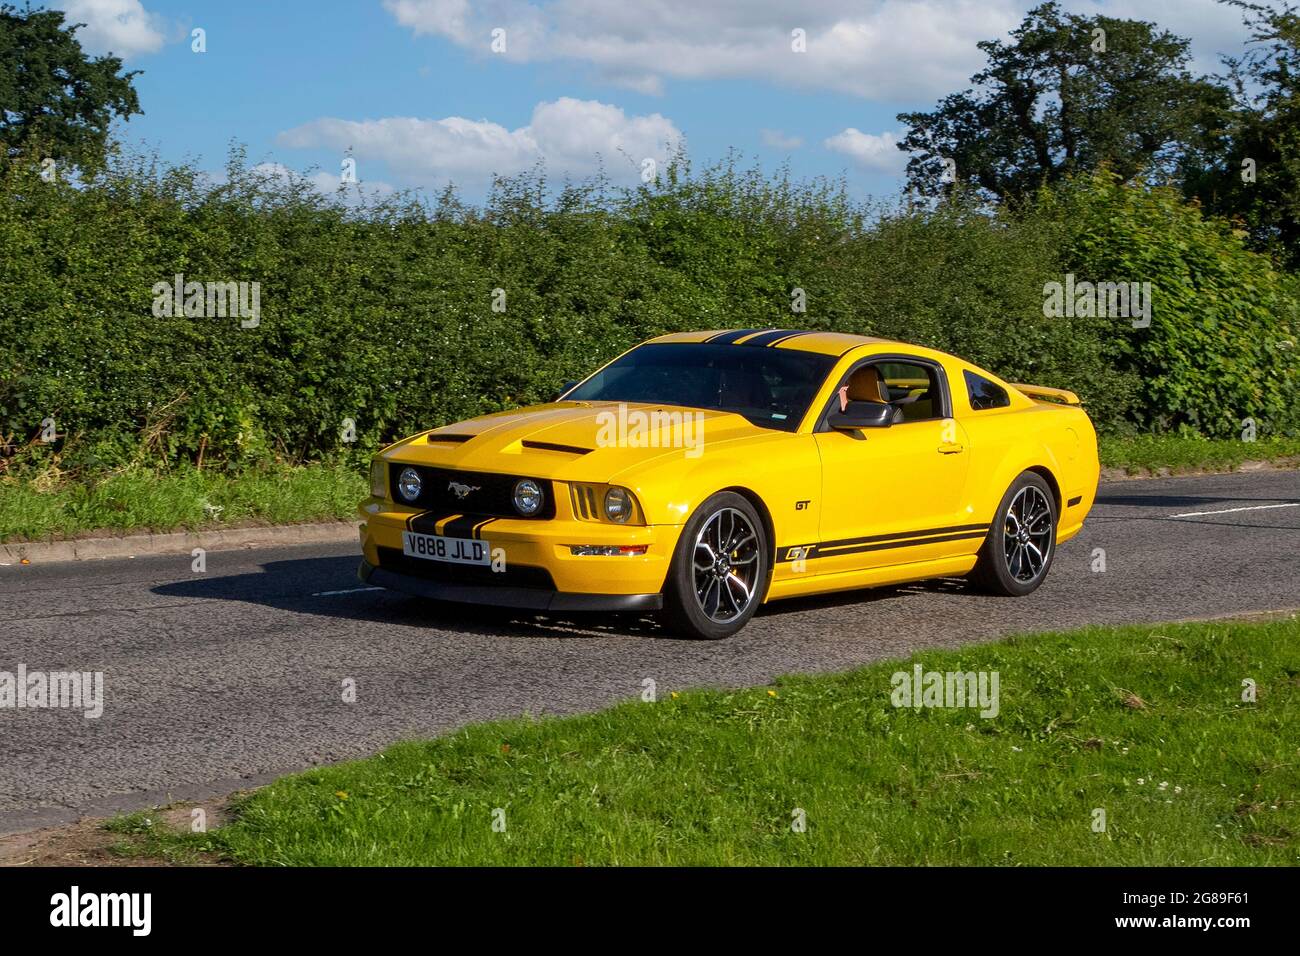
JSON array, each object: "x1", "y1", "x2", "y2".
[{"x1": 1010, "y1": 383, "x2": 1081, "y2": 406}]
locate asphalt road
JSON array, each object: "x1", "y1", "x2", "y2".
[{"x1": 2, "y1": 470, "x2": 1298, "y2": 833}]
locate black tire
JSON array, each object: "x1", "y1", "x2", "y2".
[
  {"x1": 661, "y1": 491, "x2": 770, "y2": 639},
  {"x1": 970, "y1": 471, "x2": 1057, "y2": 596}
]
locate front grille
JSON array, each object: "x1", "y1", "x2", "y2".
[
  {"x1": 376, "y1": 547, "x2": 557, "y2": 589},
  {"x1": 389, "y1": 465, "x2": 556, "y2": 519}
]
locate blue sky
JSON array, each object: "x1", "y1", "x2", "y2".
[{"x1": 54, "y1": 0, "x2": 1255, "y2": 204}]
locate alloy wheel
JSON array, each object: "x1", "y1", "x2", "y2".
[
  {"x1": 1002, "y1": 485, "x2": 1054, "y2": 583},
  {"x1": 692, "y1": 507, "x2": 761, "y2": 622}
]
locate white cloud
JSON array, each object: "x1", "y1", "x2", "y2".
[
  {"x1": 761, "y1": 129, "x2": 803, "y2": 150},
  {"x1": 383, "y1": 0, "x2": 1255, "y2": 101},
  {"x1": 277, "y1": 98, "x2": 683, "y2": 187},
  {"x1": 824, "y1": 128, "x2": 906, "y2": 173},
  {"x1": 382, "y1": 0, "x2": 1022, "y2": 101},
  {"x1": 55, "y1": 0, "x2": 165, "y2": 58}
]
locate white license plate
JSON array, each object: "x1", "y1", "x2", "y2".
[{"x1": 402, "y1": 531, "x2": 491, "y2": 565}]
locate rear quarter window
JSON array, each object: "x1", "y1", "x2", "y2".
[{"x1": 964, "y1": 370, "x2": 1010, "y2": 411}]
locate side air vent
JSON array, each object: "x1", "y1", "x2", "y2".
[{"x1": 570, "y1": 483, "x2": 601, "y2": 520}]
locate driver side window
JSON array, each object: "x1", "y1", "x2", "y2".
[{"x1": 874, "y1": 361, "x2": 943, "y2": 422}]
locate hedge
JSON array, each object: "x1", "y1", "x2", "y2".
[{"x1": 1, "y1": 148, "x2": 1296, "y2": 478}]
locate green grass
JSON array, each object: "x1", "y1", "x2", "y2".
[
  {"x1": 133, "y1": 615, "x2": 1300, "y2": 866},
  {"x1": 1099, "y1": 435, "x2": 1300, "y2": 475},
  {"x1": 0, "y1": 464, "x2": 365, "y2": 542}
]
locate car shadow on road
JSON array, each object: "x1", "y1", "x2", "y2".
[
  {"x1": 753, "y1": 577, "x2": 970, "y2": 620},
  {"x1": 151, "y1": 554, "x2": 971, "y2": 641},
  {"x1": 151, "y1": 554, "x2": 675, "y2": 641}
]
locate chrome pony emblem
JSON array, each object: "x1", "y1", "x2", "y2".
[{"x1": 448, "y1": 481, "x2": 481, "y2": 500}]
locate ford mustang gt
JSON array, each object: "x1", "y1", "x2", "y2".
[{"x1": 358, "y1": 329, "x2": 1099, "y2": 638}]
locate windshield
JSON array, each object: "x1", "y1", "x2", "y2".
[{"x1": 564, "y1": 343, "x2": 836, "y2": 432}]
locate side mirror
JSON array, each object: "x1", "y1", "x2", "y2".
[
  {"x1": 553, "y1": 381, "x2": 578, "y2": 402},
  {"x1": 827, "y1": 400, "x2": 893, "y2": 430}
]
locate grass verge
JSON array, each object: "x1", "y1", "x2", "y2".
[
  {"x1": 3, "y1": 436, "x2": 1297, "y2": 542},
  {"x1": 0, "y1": 464, "x2": 365, "y2": 542},
  {"x1": 123, "y1": 615, "x2": 1300, "y2": 866},
  {"x1": 1099, "y1": 435, "x2": 1300, "y2": 475}
]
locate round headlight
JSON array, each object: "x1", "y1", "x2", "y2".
[
  {"x1": 604, "y1": 486, "x2": 632, "y2": 523},
  {"x1": 397, "y1": 467, "x2": 423, "y2": 503},
  {"x1": 513, "y1": 479, "x2": 544, "y2": 516}
]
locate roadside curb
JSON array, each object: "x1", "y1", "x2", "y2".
[
  {"x1": 0, "y1": 521, "x2": 361, "y2": 565},
  {"x1": 1098, "y1": 459, "x2": 1298, "y2": 482}
]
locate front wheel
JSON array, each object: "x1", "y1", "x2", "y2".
[
  {"x1": 661, "y1": 492, "x2": 769, "y2": 639},
  {"x1": 970, "y1": 472, "x2": 1057, "y2": 596}
]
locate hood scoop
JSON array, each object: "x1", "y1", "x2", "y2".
[
  {"x1": 521, "y1": 440, "x2": 592, "y2": 456},
  {"x1": 426, "y1": 433, "x2": 474, "y2": 444}
]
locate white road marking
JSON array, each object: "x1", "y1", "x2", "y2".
[
  {"x1": 312, "y1": 586, "x2": 384, "y2": 597},
  {"x1": 1167, "y1": 502, "x2": 1300, "y2": 519}
]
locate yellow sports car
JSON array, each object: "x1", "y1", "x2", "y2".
[{"x1": 358, "y1": 329, "x2": 1099, "y2": 638}]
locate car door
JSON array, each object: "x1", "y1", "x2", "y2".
[{"x1": 811, "y1": 355, "x2": 976, "y2": 576}]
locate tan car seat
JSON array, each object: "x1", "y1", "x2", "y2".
[
  {"x1": 843, "y1": 366, "x2": 904, "y2": 422},
  {"x1": 846, "y1": 365, "x2": 890, "y2": 403}
]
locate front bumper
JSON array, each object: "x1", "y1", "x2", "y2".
[
  {"x1": 358, "y1": 496, "x2": 681, "y2": 608},
  {"x1": 359, "y1": 559, "x2": 663, "y2": 611}
]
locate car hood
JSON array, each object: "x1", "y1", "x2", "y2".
[{"x1": 381, "y1": 401, "x2": 783, "y2": 483}]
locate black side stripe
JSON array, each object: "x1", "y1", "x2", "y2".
[
  {"x1": 817, "y1": 523, "x2": 989, "y2": 552},
  {"x1": 815, "y1": 530, "x2": 988, "y2": 559},
  {"x1": 740, "y1": 329, "x2": 808, "y2": 348},
  {"x1": 706, "y1": 328, "x2": 764, "y2": 344},
  {"x1": 777, "y1": 524, "x2": 989, "y2": 562}
]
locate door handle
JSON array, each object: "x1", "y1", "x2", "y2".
[{"x1": 937, "y1": 443, "x2": 965, "y2": 454}]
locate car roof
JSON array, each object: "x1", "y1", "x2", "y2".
[{"x1": 648, "y1": 329, "x2": 945, "y2": 361}]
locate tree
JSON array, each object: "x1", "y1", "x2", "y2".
[
  {"x1": 1187, "y1": 1, "x2": 1300, "y2": 267},
  {"x1": 0, "y1": 3, "x2": 142, "y2": 169},
  {"x1": 897, "y1": 2, "x2": 1229, "y2": 201}
]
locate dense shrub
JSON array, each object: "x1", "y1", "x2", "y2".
[
  {"x1": 1038, "y1": 169, "x2": 1300, "y2": 438},
  {"x1": 1, "y1": 148, "x2": 1296, "y2": 478}
]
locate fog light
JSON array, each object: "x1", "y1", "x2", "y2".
[{"x1": 569, "y1": 545, "x2": 648, "y2": 556}]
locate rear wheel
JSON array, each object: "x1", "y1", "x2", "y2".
[
  {"x1": 661, "y1": 492, "x2": 769, "y2": 639},
  {"x1": 970, "y1": 472, "x2": 1057, "y2": 596}
]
